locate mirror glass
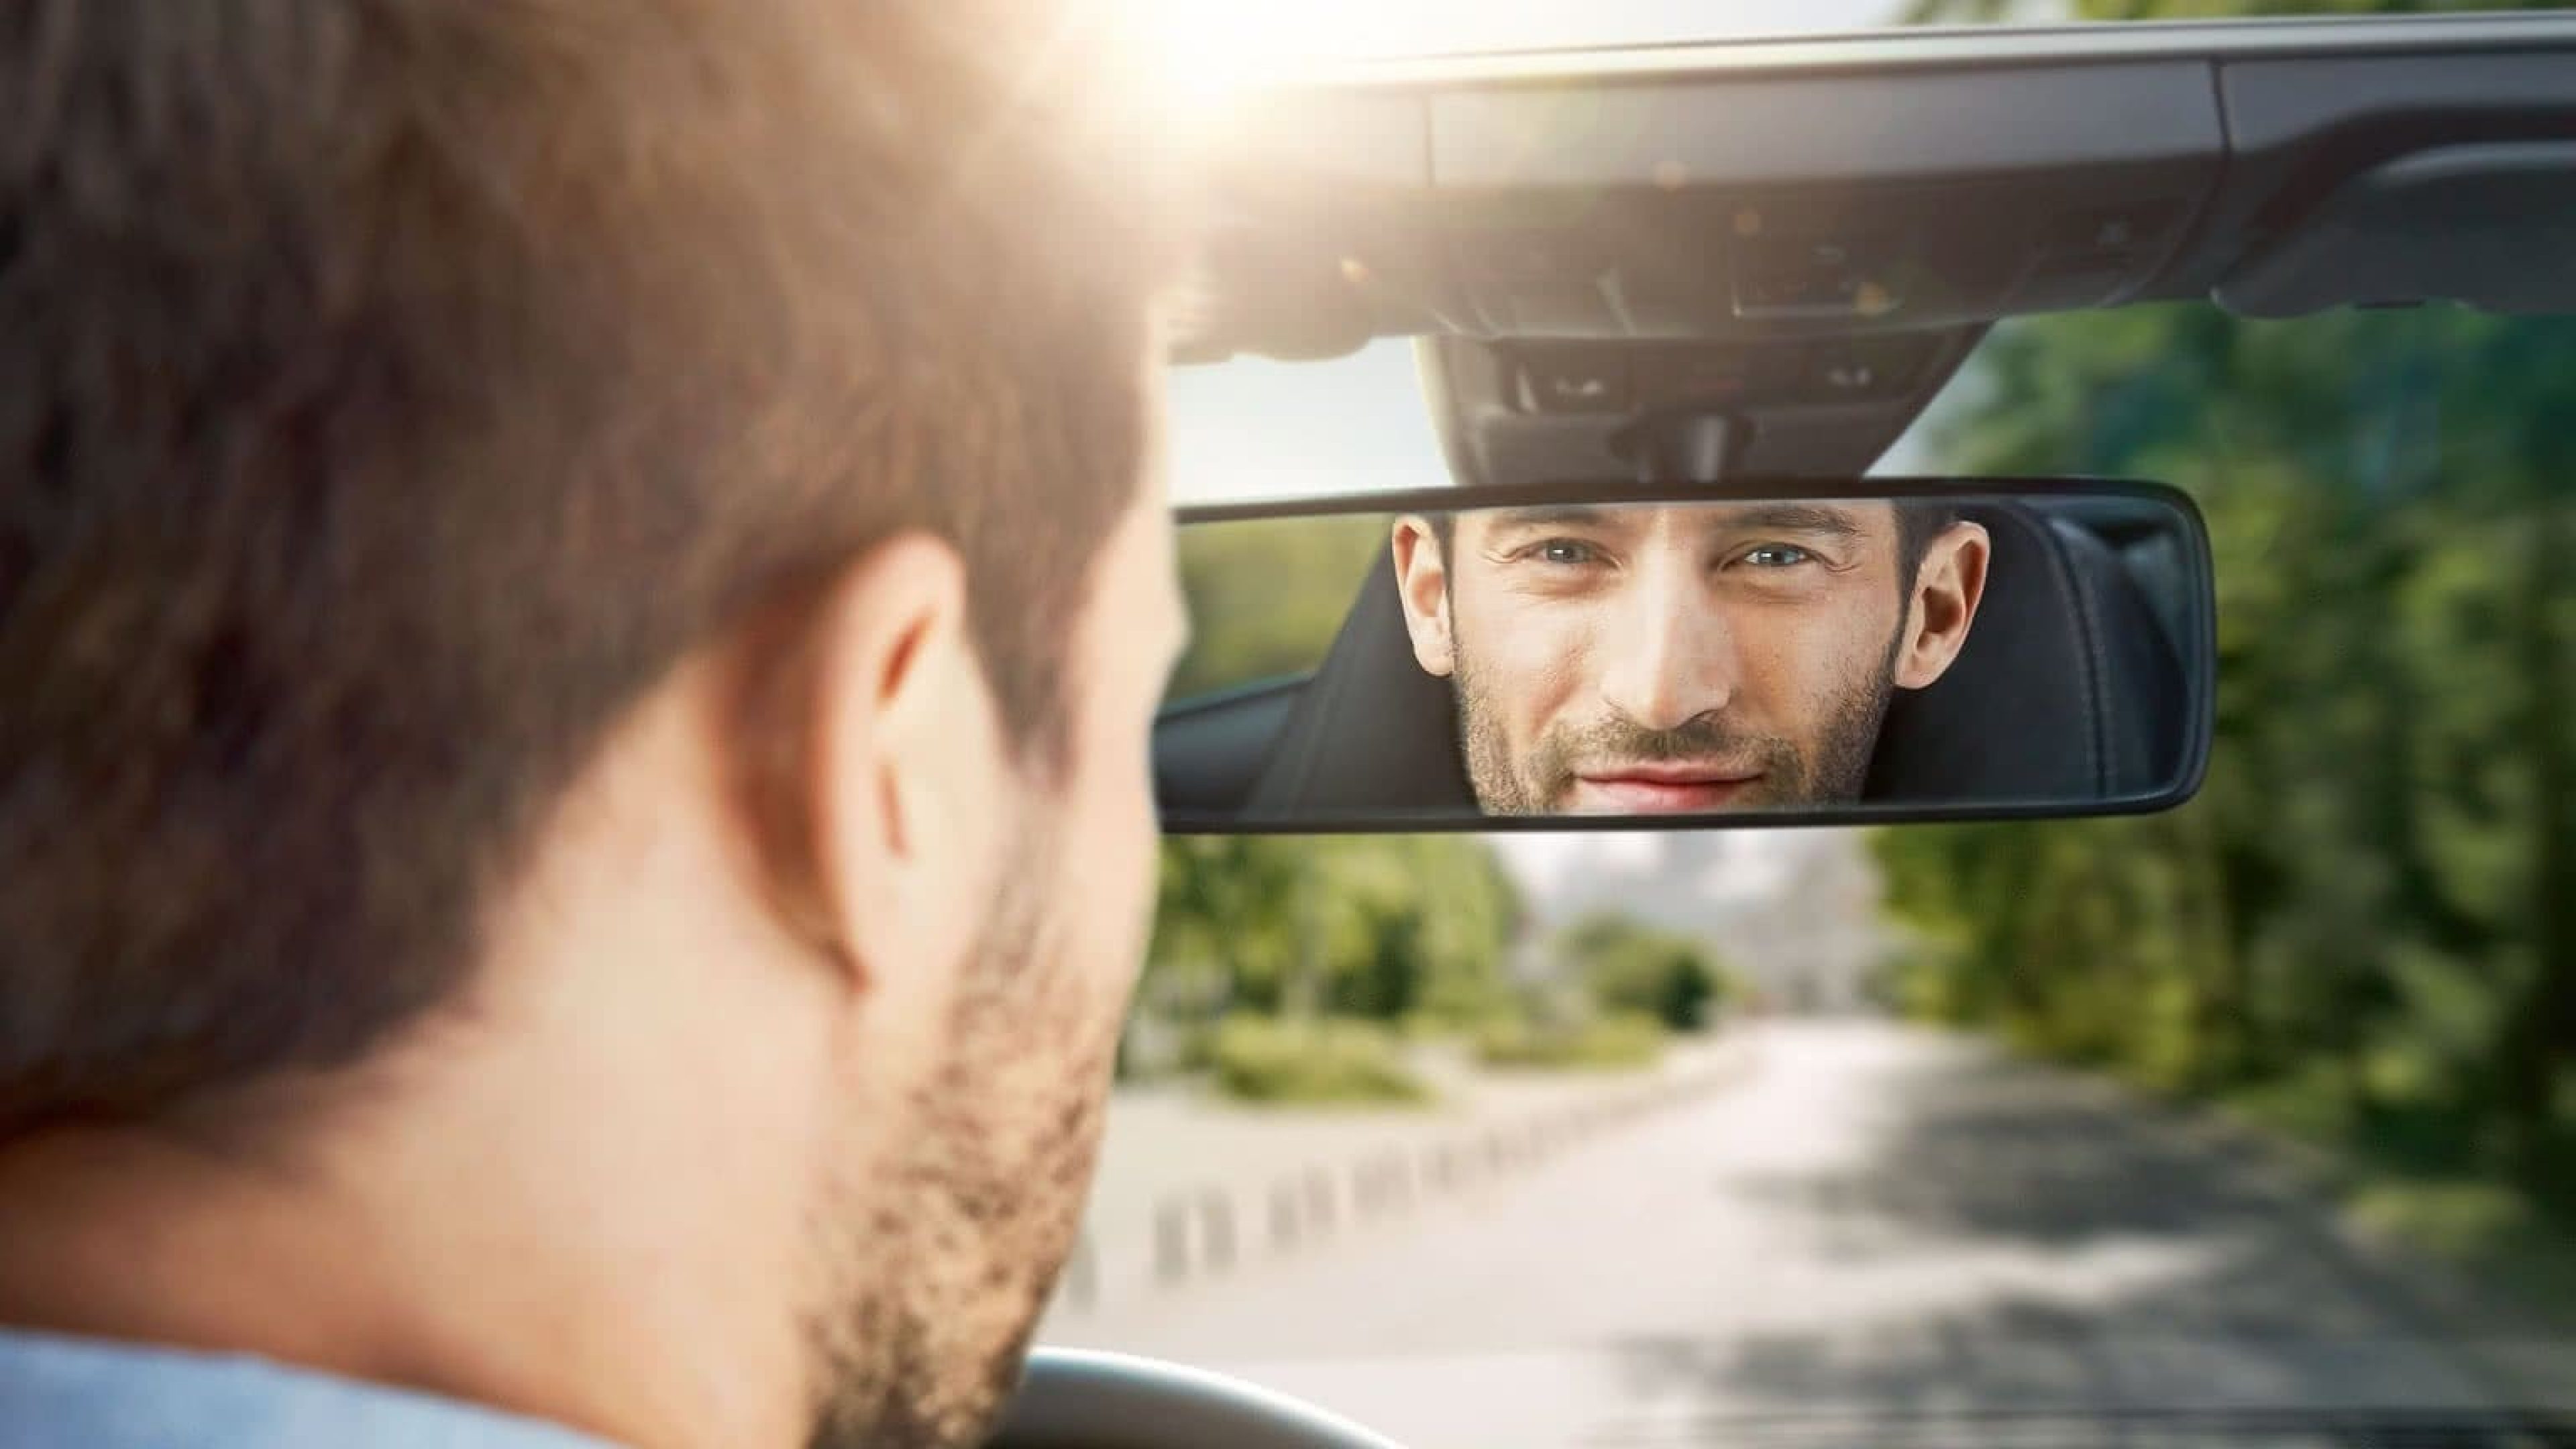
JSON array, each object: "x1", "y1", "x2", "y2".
[{"x1": 1157, "y1": 480, "x2": 2212, "y2": 828}]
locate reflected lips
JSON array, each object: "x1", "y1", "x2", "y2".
[{"x1": 1567, "y1": 763, "x2": 1762, "y2": 814}]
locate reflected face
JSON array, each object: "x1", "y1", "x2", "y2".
[{"x1": 1391, "y1": 501, "x2": 1987, "y2": 816}]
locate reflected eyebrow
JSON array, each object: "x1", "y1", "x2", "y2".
[{"x1": 1709, "y1": 503, "x2": 1870, "y2": 540}]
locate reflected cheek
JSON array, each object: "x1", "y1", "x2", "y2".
[
  {"x1": 1492, "y1": 622, "x2": 1591, "y2": 751},
  {"x1": 1730, "y1": 631, "x2": 1798, "y2": 720},
  {"x1": 1738, "y1": 606, "x2": 1874, "y2": 738}
]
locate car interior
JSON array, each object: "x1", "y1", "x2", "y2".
[{"x1": 996, "y1": 9, "x2": 2576, "y2": 1444}]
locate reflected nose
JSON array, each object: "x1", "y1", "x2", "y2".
[{"x1": 1596, "y1": 566, "x2": 1737, "y2": 732}]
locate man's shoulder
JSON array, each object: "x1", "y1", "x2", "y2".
[{"x1": 0, "y1": 1328, "x2": 619, "y2": 1449}]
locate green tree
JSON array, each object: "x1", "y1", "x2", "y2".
[
  {"x1": 1556, "y1": 912, "x2": 1731, "y2": 1030},
  {"x1": 1877, "y1": 303, "x2": 2576, "y2": 1198},
  {"x1": 1885, "y1": 0, "x2": 2576, "y2": 1203},
  {"x1": 1142, "y1": 835, "x2": 1525, "y2": 1032}
]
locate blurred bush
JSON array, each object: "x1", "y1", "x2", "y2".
[
  {"x1": 1473, "y1": 1012, "x2": 1666, "y2": 1072},
  {"x1": 1148, "y1": 835, "x2": 1524, "y2": 1028},
  {"x1": 1864, "y1": 52, "x2": 2576, "y2": 1246},
  {"x1": 1556, "y1": 913, "x2": 1731, "y2": 1030},
  {"x1": 1208, "y1": 1016, "x2": 1433, "y2": 1106}
]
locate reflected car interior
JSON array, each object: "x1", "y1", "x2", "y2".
[{"x1": 1154, "y1": 497, "x2": 2193, "y2": 821}]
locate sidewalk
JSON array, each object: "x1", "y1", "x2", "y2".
[{"x1": 1040, "y1": 1028, "x2": 1756, "y2": 1333}]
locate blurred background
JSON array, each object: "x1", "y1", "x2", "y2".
[{"x1": 1040, "y1": 0, "x2": 2576, "y2": 1440}]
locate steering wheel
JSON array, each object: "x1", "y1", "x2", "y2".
[{"x1": 989, "y1": 1348, "x2": 1407, "y2": 1449}]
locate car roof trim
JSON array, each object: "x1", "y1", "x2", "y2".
[{"x1": 1275, "y1": 13, "x2": 2576, "y2": 90}]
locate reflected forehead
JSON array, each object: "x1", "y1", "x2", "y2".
[
  {"x1": 1474, "y1": 504, "x2": 1619, "y2": 534},
  {"x1": 1465, "y1": 500, "x2": 1891, "y2": 539}
]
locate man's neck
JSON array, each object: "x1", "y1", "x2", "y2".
[
  {"x1": 0, "y1": 1067, "x2": 812, "y2": 1449},
  {"x1": 0, "y1": 708, "x2": 851, "y2": 1449}
]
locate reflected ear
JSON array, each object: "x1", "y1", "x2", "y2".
[
  {"x1": 736, "y1": 533, "x2": 1005, "y2": 994},
  {"x1": 1894, "y1": 521, "x2": 1991, "y2": 691},
  {"x1": 1390, "y1": 516, "x2": 1456, "y2": 678}
]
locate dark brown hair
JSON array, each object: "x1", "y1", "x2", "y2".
[
  {"x1": 0, "y1": 1, "x2": 1175, "y2": 1134},
  {"x1": 1891, "y1": 500, "x2": 1960, "y2": 590}
]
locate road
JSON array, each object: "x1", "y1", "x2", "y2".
[{"x1": 1040, "y1": 1020, "x2": 2570, "y2": 1448}]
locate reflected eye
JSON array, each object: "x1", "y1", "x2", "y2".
[
  {"x1": 1739, "y1": 544, "x2": 1816, "y2": 569},
  {"x1": 1527, "y1": 538, "x2": 1603, "y2": 567}
]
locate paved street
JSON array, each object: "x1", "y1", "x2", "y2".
[{"x1": 1041, "y1": 1020, "x2": 2569, "y2": 1448}]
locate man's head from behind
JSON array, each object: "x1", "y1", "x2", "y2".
[
  {"x1": 1389, "y1": 500, "x2": 1988, "y2": 814},
  {"x1": 0, "y1": 5, "x2": 1180, "y2": 1447}
]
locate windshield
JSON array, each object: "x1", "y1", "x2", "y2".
[
  {"x1": 1053, "y1": 4, "x2": 2576, "y2": 1442},
  {"x1": 1083, "y1": 296, "x2": 2576, "y2": 1439}
]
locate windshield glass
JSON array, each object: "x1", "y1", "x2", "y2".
[
  {"x1": 1085, "y1": 291, "x2": 2576, "y2": 1440},
  {"x1": 1063, "y1": 3, "x2": 2576, "y2": 1440}
]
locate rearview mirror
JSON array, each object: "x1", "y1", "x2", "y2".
[{"x1": 1157, "y1": 479, "x2": 2212, "y2": 830}]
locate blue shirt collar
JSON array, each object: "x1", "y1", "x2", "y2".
[{"x1": 0, "y1": 1326, "x2": 623, "y2": 1449}]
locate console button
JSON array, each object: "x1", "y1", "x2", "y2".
[{"x1": 1516, "y1": 349, "x2": 1631, "y2": 414}]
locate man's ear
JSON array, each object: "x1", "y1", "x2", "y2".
[
  {"x1": 1893, "y1": 521, "x2": 1992, "y2": 691},
  {"x1": 742, "y1": 533, "x2": 1007, "y2": 993},
  {"x1": 1389, "y1": 516, "x2": 1456, "y2": 679}
]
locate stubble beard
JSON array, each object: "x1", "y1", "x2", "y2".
[
  {"x1": 798, "y1": 815, "x2": 1117, "y2": 1449},
  {"x1": 1452, "y1": 622, "x2": 1905, "y2": 815}
]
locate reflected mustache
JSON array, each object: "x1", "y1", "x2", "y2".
[{"x1": 1555, "y1": 717, "x2": 1774, "y2": 771}]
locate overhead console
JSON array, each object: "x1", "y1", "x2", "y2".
[
  {"x1": 1177, "y1": 66, "x2": 2217, "y2": 360},
  {"x1": 1175, "y1": 13, "x2": 2576, "y2": 366},
  {"x1": 2206, "y1": 50, "x2": 2576, "y2": 315},
  {"x1": 1418, "y1": 329, "x2": 1988, "y2": 483},
  {"x1": 1427, "y1": 62, "x2": 2218, "y2": 340}
]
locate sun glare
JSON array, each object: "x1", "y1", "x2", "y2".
[{"x1": 1123, "y1": 0, "x2": 1408, "y2": 103}]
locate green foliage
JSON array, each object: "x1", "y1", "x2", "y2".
[
  {"x1": 1875, "y1": 299, "x2": 2576, "y2": 1219},
  {"x1": 1474, "y1": 1012, "x2": 1667, "y2": 1072},
  {"x1": 1887, "y1": 0, "x2": 2576, "y2": 1236},
  {"x1": 1208, "y1": 1016, "x2": 1432, "y2": 1106},
  {"x1": 1144, "y1": 834, "x2": 1525, "y2": 1028},
  {"x1": 1556, "y1": 912, "x2": 1731, "y2": 1030},
  {"x1": 1170, "y1": 512, "x2": 1391, "y2": 700}
]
